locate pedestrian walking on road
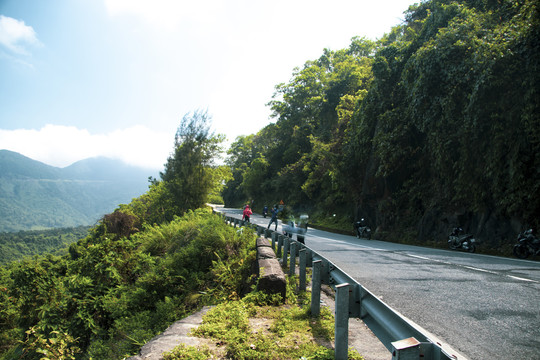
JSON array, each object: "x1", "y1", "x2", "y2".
[{"x1": 267, "y1": 205, "x2": 279, "y2": 231}]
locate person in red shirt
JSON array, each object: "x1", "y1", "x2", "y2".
[{"x1": 243, "y1": 205, "x2": 252, "y2": 223}]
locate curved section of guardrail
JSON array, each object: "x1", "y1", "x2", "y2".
[{"x1": 217, "y1": 212, "x2": 464, "y2": 360}]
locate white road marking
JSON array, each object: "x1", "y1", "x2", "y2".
[
  {"x1": 508, "y1": 275, "x2": 537, "y2": 282},
  {"x1": 407, "y1": 254, "x2": 539, "y2": 284},
  {"x1": 408, "y1": 254, "x2": 431, "y2": 261},
  {"x1": 463, "y1": 266, "x2": 499, "y2": 275},
  {"x1": 218, "y1": 211, "x2": 540, "y2": 284},
  {"x1": 308, "y1": 234, "x2": 384, "y2": 250}
]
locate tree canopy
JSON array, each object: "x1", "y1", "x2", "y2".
[
  {"x1": 223, "y1": 0, "x2": 539, "y2": 247},
  {"x1": 160, "y1": 110, "x2": 226, "y2": 219}
]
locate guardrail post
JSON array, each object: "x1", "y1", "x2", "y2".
[
  {"x1": 391, "y1": 337, "x2": 420, "y2": 360},
  {"x1": 277, "y1": 235, "x2": 284, "y2": 258},
  {"x1": 282, "y1": 237, "x2": 290, "y2": 268},
  {"x1": 299, "y1": 248, "x2": 306, "y2": 291},
  {"x1": 321, "y1": 258, "x2": 330, "y2": 285},
  {"x1": 311, "y1": 260, "x2": 322, "y2": 317},
  {"x1": 335, "y1": 283, "x2": 350, "y2": 360},
  {"x1": 271, "y1": 232, "x2": 277, "y2": 251},
  {"x1": 289, "y1": 241, "x2": 297, "y2": 277}
]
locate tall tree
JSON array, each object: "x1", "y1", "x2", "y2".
[
  {"x1": 266, "y1": 42, "x2": 375, "y2": 209},
  {"x1": 161, "y1": 110, "x2": 224, "y2": 217}
]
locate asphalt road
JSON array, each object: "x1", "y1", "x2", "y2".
[{"x1": 217, "y1": 207, "x2": 540, "y2": 360}]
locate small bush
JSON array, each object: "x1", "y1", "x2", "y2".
[
  {"x1": 101, "y1": 210, "x2": 140, "y2": 239},
  {"x1": 21, "y1": 326, "x2": 81, "y2": 360},
  {"x1": 163, "y1": 344, "x2": 214, "y2": 360}
]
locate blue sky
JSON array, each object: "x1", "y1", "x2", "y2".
[{"x1": 0, "y1": 0, "x2": 417, "y2": 170}]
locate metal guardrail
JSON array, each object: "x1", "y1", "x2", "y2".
[{"x1": 218, "y1": 212, "x2": 460, "y2": 360}]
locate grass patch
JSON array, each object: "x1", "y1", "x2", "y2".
[{"x1": 163, "y1": 286, "x2": 364, "y2": 360}]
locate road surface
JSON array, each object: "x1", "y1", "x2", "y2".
[{"x1": 217, "y1": 207, "x2": 540, "y2": 360}]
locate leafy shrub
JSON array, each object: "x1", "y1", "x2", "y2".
[
  {"x1": 100, "y1": 210, "x2": 140, "y2": 239},
  {"x1": 192, "y1": 301, "x2": 254, "y2": 342},
  {"x1": 21, "y1": 326, "x2": 80, "y2": 360},
  {"x1": 162, "y1": 344, "x2": 214, "y2": 360},
  {"x1": 0, "y1": 208, "x2": 257, "y2": 359}
]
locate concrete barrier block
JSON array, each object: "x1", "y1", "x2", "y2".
[
  {"x1": 257, "y1": 258, "x2": 286, "y2": 300},
  {"x1": 256, "y1": 236, "x2": 272, "y2": 248},
  {"x1": 257, "y1": 246, "x2": 276, "y2": 260}
]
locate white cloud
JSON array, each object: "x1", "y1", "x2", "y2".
[
  {"x1": 98, "y1": 0, "x2": 415, "y2": 144},
  {"x1": 0, "y1": 125, "x2": 173, "y2": 170},
  {"x1": 103, "y1": 0, "x2": 224, "y2": 30},
  {"x1": 0, "y1": 15, "x2": 42, "y2": 55}
]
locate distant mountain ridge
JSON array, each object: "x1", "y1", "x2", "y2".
[
  {"x1": 0, "y1": 150, "x2": 157, "y2": 232},
  {"x1": 0, "y1": 149, "x2": 62, "y2": 180}
]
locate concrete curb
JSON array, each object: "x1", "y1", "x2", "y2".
[{"x1": 127, "y1": 306, "x2": 214, "y2": 360}]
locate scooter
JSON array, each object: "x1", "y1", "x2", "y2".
[
  {"x1": 354, "y1": 219, "x2": 371, "y2": 239},
  {"x1": 448, "y1": 227, "x2": 476, "y2": 252},
  {"x1": 513, "y1": 229, "x2": 540, "y2": 259}
]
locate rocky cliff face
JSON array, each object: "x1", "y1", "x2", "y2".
[
  {"x1": 355, "y1": 178, "x2": 526, "y2": 256},
  {"x1": 416, "y1": 208, "x2": 523, "y2": 253}
]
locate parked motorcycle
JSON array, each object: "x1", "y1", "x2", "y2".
[
  {"x1": 448, "y1": 227, "x2": 476, "y2": 252},
  {"x1": 513, "y1": 229, "x2": 540, "y2": 259},
  {"x1": 354, "y1": 219, "x2": 371, "y2": 239}
]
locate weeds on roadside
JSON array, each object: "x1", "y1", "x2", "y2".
[
  {"x1": 162, "y1": 343, "x2": 214, "y2": 360},
  {"x1": 163, "y1": 277, "x2": 364, "y2": 360}
]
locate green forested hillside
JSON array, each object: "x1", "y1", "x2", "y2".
[
  {"x1": 223, "y1": 0, "x2": 539, "y2": 253},
  {"x1": 0, "y1": 227, "x2": 90, "y2": 265},
  {"x1": 0, "y1": 209, "x2": 256, "y2": 359},
  {"x1": 0, "y1": 150, "x2": 62, "y2": 180},
  {"x1": 0, "y1": 150, "x2": 155, "y2": 232},
  {"x1": 0, "y1": 112, "x2": 237, "y2": 359}
]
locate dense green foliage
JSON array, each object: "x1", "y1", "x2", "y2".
[
  {"x1": 0, "y1": 112, "x2": 239, "y2": 359},
  {"x1": 0, "y1": 227, "x2": 90, "y2": 266},
  {"x1": 0, "y1": 209, "x2": 256, "y2": 359},
  {"x1": 224, "y1": 0, "x2": 539, "y2": 250},
  {"x1": 223, "y1": 37, "x2": 376, "y2": 211}
]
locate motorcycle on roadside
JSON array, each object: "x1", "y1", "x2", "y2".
[
  {"x1": 448, "y1": 227, "x2": 476, "y2": 252},
  {"x1": 513, "y1": 229, "x2": 540, "y2": 259},
  {"x1": 354, "y1": 219, "x2": 371, "y2": 239},
  {"x1": 262, "y1": 205, "x2": 268, "y2": 218}
]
